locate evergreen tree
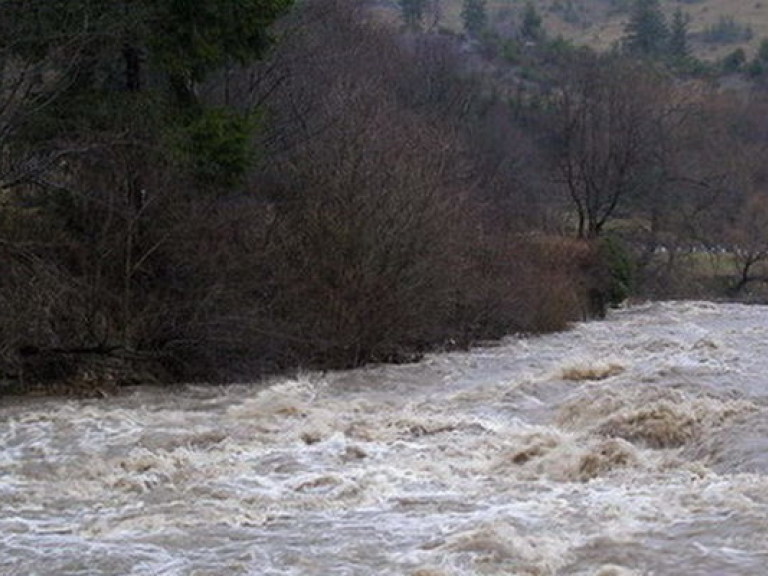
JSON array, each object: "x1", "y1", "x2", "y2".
[
  {"x1": 0, "y1": 0, "x2": 292, "y2": 187},
  {"x1": 399, "y1": 0, "x2": 426, "y2": 30},
  {"x1": 747, "y1": 38, "x2": 768, "y2": 77},
  {"x1": 0, "y1": 0, "x2": 293, "y2": 375},
  {"x1": 151, "y1": 0, "x2": 292, "y2": 105},
  {"x1": 722, "y1": 48, "x2": 746, "y2": 74},
  {"x1": 1, "y1": 0, "x2": 291, "y2": 105},
  {"x1": 623, "y1": 0, "x2": 668, "y2": 58},
  {"x1": 520, "y1": 2, "x2": 544, "y2": 42},
  {"x1": 461, "y1": 0, "x2": 487, "y2": 37},
  {"x1": 668, "y1": 8, "x2": 690, "y2": 60}
]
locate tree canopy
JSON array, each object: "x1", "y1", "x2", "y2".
[
  {"x1": 399, "y1": 0, "x2": 426, "y2": 30},
  {"x1": 623, "y1": 0, "x2": 669, "y2": 58},
  {"x1": 461, "y1": 0, "x2": 487, "y2": 37},
  {"x1": 668, "y1": 8, "x2": 691, "y2": 60},
  {"x1": 521, "y1": 1, "x2": 544, "y2": 42},
  {"x1": 0, "y1": 0, "x2": 292, "y2": 188}
]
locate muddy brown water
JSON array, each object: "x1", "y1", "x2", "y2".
[{"x1": 1, "y1": 301, "x2": 767, "y2": 575}]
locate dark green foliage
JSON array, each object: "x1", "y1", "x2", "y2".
[
  {"x1": 747, "y1": 59, "x2": 765, "y2": 78},
  {"x1": 181, "y1": 108, "x2": 259, "y2": 188},
  {"x1": 521, "y1": 1, "x2": 544, "y2": 42},
  {"x1": 0, "y1": 0, "x2": 291, "y2": 98},
  {"x1": 550, "y1": 0, "x2": 583, "y2": 26},
  {"x1": 702, "y1": 16, "x2": 753, "y2": 44},
  {"x1": 622, "y1": 0, "x2": 668, "y2": 57},
  {"x1": 599, "y1": 237, "x2": 634, "y2": 306},
  {"x1": 748, "y1": 38, "x2": 768, "y2": 77},
  {"x1": 1, "y1": 0, "x2": 292, "y2": 184},
  {"x1": 543, "y1": 36, "x2": 580, "y2": 63},
  {"x1": 461, "y1": 0, "x2": 487, "y2": 37},
  {"x1": 502, "y1": 39, "x2": 522, "y2": 64},
  {"x1": 151, "y1": 0, "x2": 291, "y2": 77},
  {"x1": 722, "y1": 48, "x2": 747, "y2": 73},
  {"x1": 399, "y1": 0, "x2": 425, "y2": 29},
  {"x1": 668, "y1": 8, "x2": 690, "y2": 59}
]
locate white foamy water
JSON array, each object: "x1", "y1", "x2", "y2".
[{"x1": 2, "y1": 301, "x2": 768, "y2": 575}]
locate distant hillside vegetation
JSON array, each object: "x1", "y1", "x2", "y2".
[{"x1": 381, "y1": 0, "x2": 768, "y2": 60}]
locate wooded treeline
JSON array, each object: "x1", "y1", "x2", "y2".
[{"x1": 1, "y1": 0, "x2": 767, "y2": 394}]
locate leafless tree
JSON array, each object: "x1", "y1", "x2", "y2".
[{"x1": 549, "y1": 54, "x2": 677, "y2": 239}]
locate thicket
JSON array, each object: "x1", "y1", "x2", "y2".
[
  {"x1": 479, "y1": 0, "x2": 768, "y2": 303},
  {"x1": 5, "y1": 0, "x2": 768, "y2": 396},
  {"x1": 701, "y1": 16, "x2": 753, "y2": 45},
  {"x1": 1, "y1": 0, "x2": 611, "y2": 395}
]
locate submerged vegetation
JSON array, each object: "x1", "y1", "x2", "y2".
[{"x1": 2, "y1": 0, "x2": 768, "y2": 395}]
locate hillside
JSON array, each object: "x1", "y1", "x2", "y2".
[
  {"x1": 388, "y1": 0, "x2": 768, "y2": 59},
  {"x1": 542, "y1": 0, "x2": 768, "y2": 59}
]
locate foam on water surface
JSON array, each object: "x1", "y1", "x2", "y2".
[{"x1": 2, "y1": 301, "x2": 768, "y2": 575}]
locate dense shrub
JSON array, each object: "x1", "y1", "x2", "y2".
[{"x1": 0, "y1": 0, "x2": 616, "y2": 395}]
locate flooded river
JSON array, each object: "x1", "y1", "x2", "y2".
[{"x1": 2, "y1": 301, "x2": 767, "y2": 575}]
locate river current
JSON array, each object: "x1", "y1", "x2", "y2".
[{"x1": 1, "y1": 301, "x2": 767, "y2": 575}]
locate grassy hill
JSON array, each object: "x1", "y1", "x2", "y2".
[
  {"x1": 381, "y1": 0, "x2": 768, "y2": 60},
  {"x1": 538, "y1": 0, "x2": 768, "y2": 60}
]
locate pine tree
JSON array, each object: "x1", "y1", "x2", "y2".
[
  {"x1": 461, "y1": 0, "x2": 487, "y2": 37},
  {"x1": 399, "y1": 0, "x2": 426, "y2": 30},
  {"x1": 520, "y1": 2, "x2": 544, "y2": 42},
  {"x1": 759, "y1": 38, "x2": 768, "y2": 62},
  {"x1": 668, "y1": 8, "x2": 690, "y2": 59},
  {"x1": 1, "y1": 0, "x2": 291, "y2": 107},
  {"x1": 747, "y1": 38, "x2": 768, "y2": 77},
  {"x1": 722, "y1": 48, "x2": 746, "y2": 73},
  {"x1": 0, "y1": 0, "x2": 292, "y2": 187},
  {"x1": 623, "y1": 0, "x2": 668, "y2": 58}
]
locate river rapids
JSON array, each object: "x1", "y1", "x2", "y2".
[{"x1": 2, "y1": 301, "x2": 768, "y2": 575}]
